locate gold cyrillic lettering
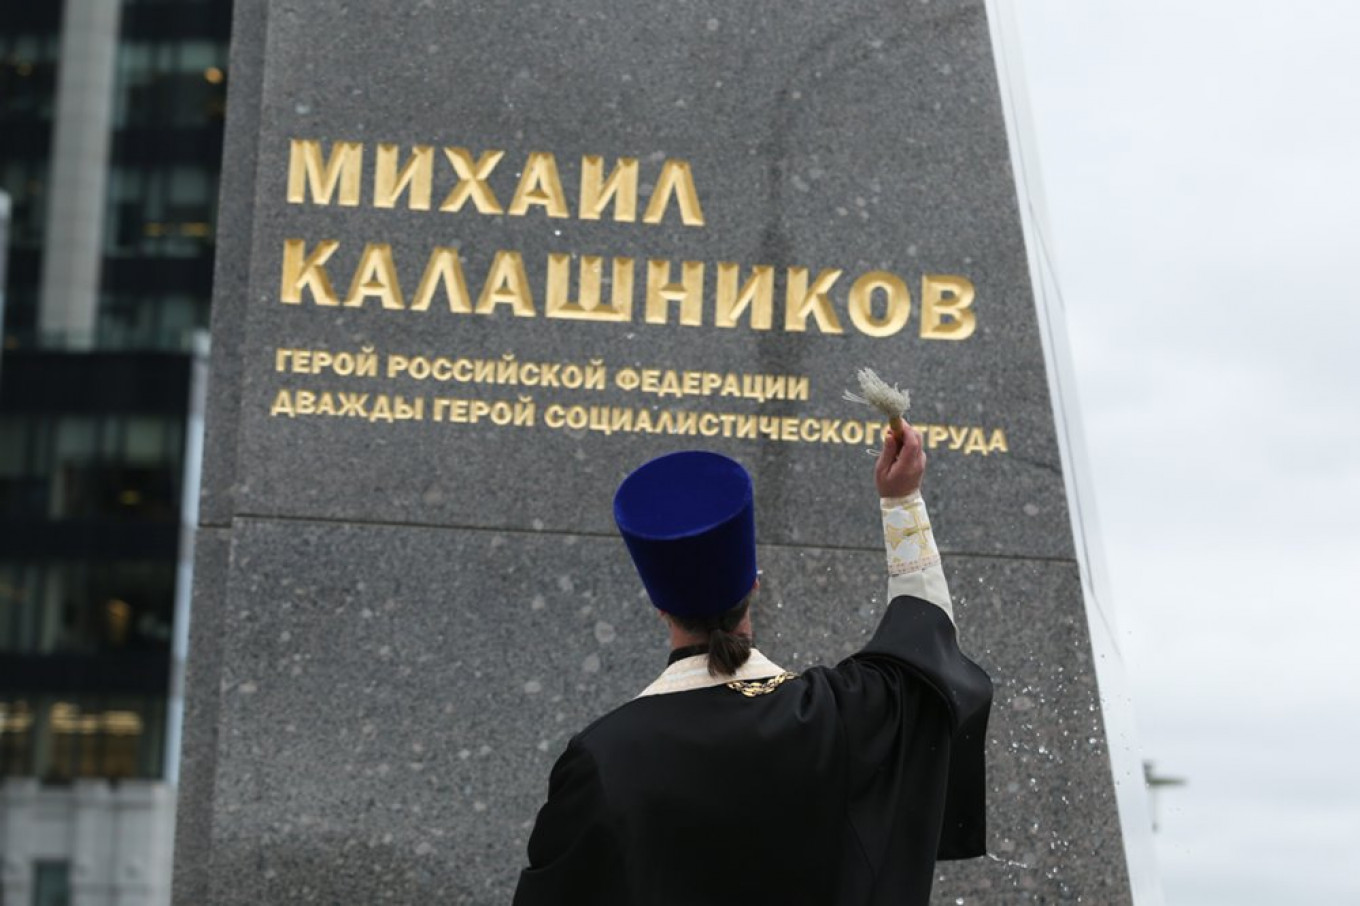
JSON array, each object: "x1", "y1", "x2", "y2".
[
  {"x1": 784, "y1": 267, "x2": 844, "y2": 333},
  {"x1": 514, "y1": 397, "x2": 536, "y2": 426},
  {"x1": 847, "y1": 271, "x2": 911, "y2": 337},
  {"x1": 587, "y1": 407, "x2": 612, "y2": 435},
  {"x1": 369, "y1": 396, "x2": 394, "y2": 423},
  {"x1": 269, "y1": 390, "x2": 295, "y2": 417},
  {"x1": 740, "y1": 375, "x2": 766, "y2": 403},
  {"x1": 715, "y1": 263, "x2": 774, "y2": 330},
  {"x1": 407, "y1": 357, "x2": 432, "y2": 380},
  {"x1": 373, "y1": 143, "x2": 434, "y2": 210},
  {"x1": 508, "y1": 151, "x2": 569, "y2": 218},
  {"x1": 496, "y1": 353, "x2": 519, "y2": 385},
  {"x1": 337, "y1": 393, "x2": 367, "y2": 417},
  {"x1": 584, "y1": 360, "x2": 606, "y2": 390},
  {"x1": 287, "y1": 139, "x2": 362, "y2": 206},
  {"x1": 440, "y1": 148, "x2": 505, "y2": 214},
  {"x1": 545, "y1": 254, "x2": 634, "y2": 322},
  {"x1": 920, "y1": 275, "x2": 977, "y2": 340},
  {"x1": 476, "y1": 251, "x2": 536, "y2": 317},
  {"x1": 642, "y1": 159, "x2": 705, "y2": 226},
  {"x1": 410, "y1": 247, "x2": 473, "y2": 313},
  {"x1": 343, "y1": 243, "x2": 405, "y2": 309},
  {"x1": 645, "y1": 260, "x2": 704, "y2": 326},
  {"x1": 280, "y1": 239, "x2": 340, "y2": 306},
  {"x1": 579, "y1": 156, "x2": 639, "y2": 222},
  {"x1": 394, "y1": 397, "x2": 424, "y2": 420}
]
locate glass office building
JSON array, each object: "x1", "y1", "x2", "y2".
[{"x1": 0, "y1": 2, "x2": 230, "y2": 903}]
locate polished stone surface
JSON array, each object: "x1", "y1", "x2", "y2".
[
  {"x1": 170, "y1": 527, "x2": 229, "y2": 905},
  {"x1": 179, "y1": 1, "x2": 1134, "y2": 902},
  {"x1": 195, "y1": 520, "x2": 1125, "y2": 904},
  {"x1": 198, "y1": 0, "x2": 266, "y2": 528},
  {"x1": 223, "y1": 0, "x2": 1069, "y2": 559}
]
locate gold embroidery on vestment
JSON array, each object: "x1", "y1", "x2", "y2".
[{"x1": 725, "y1": 672, "x2": 799, "y2": 697}]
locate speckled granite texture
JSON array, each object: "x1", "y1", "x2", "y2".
[{"x1": 177, "y1": 1, "x2": 1134, "y2": 902}]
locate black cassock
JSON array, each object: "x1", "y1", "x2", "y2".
[{"x1": 513, "y1": 594, "x2": 993, "y2": 906}]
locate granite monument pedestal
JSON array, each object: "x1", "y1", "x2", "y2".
[{"x1": 174, "y1": 1, "x2": 1149, "y2": 902}]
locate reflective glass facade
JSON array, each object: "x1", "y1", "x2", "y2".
[
  {"x1": 101, "y1": 1, "x2": 230, "y2": 351},
  {"x1": 0, "y1": 0, "x2": 229, "y2": 352},
  {"x1": 0, "y1": 0, "x2": 229, "y2": 784},
  {"x1": 0, "y1": 5, "x2": 62, "y2": 344}
]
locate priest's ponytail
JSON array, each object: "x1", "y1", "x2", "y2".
[
  {"x1": 707, "y1": 612, "x2": 753, "y2": 677},
  {"x1": 674, "y1": 594, "x2": 754, "y2": 677}
]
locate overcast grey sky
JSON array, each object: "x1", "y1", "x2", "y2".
[{"x1": 1013, "y1": 2, "x2": 1360, "y2": 903}]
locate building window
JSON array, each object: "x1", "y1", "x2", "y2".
[
  {"x1": 0, "y1": 413, "x2": 183, "y2": 521},
  {"x1": 33, "y1": 860, "x2": 71, "y2": 906},
  {"x1": 0, "y1": 560, "x2": 175, "y2": 654},
  {"x1": 0, "y1": 696, "x2": 166, "y2": 781},
  {"x1": 0, "y1": 699, "x2": 34, "y2": 775}
]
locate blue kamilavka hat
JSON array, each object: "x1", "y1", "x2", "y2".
[{"x1": 613, "y1": 451, "x2": 757, "y2": 618}]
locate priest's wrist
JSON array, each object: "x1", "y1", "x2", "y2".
[{"x1": 880, "y1": 493, "x2": 942, "y2": 577}]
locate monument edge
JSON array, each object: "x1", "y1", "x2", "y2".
[
  {"x1": 199, "y1": 0, "x2": 268, "y2": 527},
  {"x1": 984, "y1": 2, "x2": 1164, "y2": 902}
]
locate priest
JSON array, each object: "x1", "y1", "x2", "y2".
[{"x1": 512, "y1": 425, "x2": 993, "y2": 905}]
